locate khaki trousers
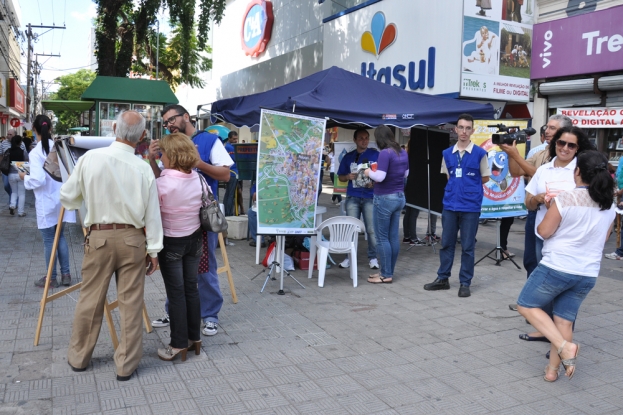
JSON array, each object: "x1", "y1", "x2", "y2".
[{"x1": 68, "y1": 227, "x2": 147, "y2": 377}]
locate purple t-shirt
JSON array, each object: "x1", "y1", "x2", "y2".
[{"x1": 374, "y1": 148, "x2": 409, "y2": 195}]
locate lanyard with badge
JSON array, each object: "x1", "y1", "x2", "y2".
[{"x1": 455, "y1": 151, "x2": 463, "y2": 178}]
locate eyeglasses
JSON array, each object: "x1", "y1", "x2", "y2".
[
  {"x1": 555, "y1": 139, "x2": 578, "y2": 150},
  {"x1": 456, "y1": 126, "x2": 473, "y2": 131},
  {"x1": 163, "y1": 113, "x2": 184, "y2": 126}
]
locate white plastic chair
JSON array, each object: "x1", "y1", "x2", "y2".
[{"x1": 309, "y1": 216, "x2": 365, "y2": 288}]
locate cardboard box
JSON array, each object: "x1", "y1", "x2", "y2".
[
  {"x1": 292, "y1": 251, "x2": 317, "y2": 271},
  {"x1": 225, "y1": 215, "x2": 248, "y2": 239}
]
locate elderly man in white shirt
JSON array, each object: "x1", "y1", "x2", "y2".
[{"x1": 60, "y1": 110, "x2": 163, "y2": 381}]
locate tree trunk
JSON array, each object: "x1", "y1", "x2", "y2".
[{"x1": 95, "y1": 0, "x2": 125, "y2": 76}]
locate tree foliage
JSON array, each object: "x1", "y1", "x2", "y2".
[
  {"x1": 132, "y1": 23, "x2": 212, "y2": 88},
  {"x1": 94, "y1": 0, "x2": 225, "y2": 87},
  {"x1": 49, "y1": 69, "x2": 97, "y2": 134}
]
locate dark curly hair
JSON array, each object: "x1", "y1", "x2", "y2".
[
  {"x1": 548, "y1": 126, "x2": 594, "y2": 160},
  {"x1": 576, "y1": 150, "x2": 614, "y2": 210}
]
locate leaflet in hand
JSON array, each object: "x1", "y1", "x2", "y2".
[
  {"x1": 12, "y1": 161, "x2": 29, "y2": 174},
  {"x1": 350, "y1": 162, "x2": 373, "y2": 188}
]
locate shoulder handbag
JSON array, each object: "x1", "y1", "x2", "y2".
[
  {"x1": 198, "y1": 173, "x2": 228, "y2": 233},
  {"x1": 0, "y1": 149, "x2": 11, "y2": 176}
]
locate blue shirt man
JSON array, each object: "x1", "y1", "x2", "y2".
[
  {"x1": 149, "y1": 105, "x2": 233, "y2": 337},
  {"x1": 423, "y1": 114, "x2": 490, "y2": 298},
  {"x1": 336, "y1": 128, "x2": 379, "y2": 270}
]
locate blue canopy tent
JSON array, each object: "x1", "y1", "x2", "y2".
[{"x1": 210, "y1": 66, "x2": 494, "y2": 127}]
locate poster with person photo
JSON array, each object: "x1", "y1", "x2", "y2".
[{"x1": 460, "y1": 0, "x2": 533, "y2": 102}]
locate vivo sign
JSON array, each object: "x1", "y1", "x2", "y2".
[{"x1": 531, "y1": 5, "x2": 623, "y2": 79}]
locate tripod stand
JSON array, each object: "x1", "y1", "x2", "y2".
[
  {"x1": 251, "y1": 235, "x2": 305, "y2": 294},
  {"x1": 475, "y1": 219, "x2": 521, "y2": 268}
]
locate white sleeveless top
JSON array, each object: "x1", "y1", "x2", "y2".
[{"x1": 540, "y1": 188, "x2": 615, "y2": 277}]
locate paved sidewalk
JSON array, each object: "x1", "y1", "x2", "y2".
[{"x1": 1, "y1": 187, "x2": 623, "y2": 415}]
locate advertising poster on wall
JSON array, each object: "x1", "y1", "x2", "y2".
[
  {"x1": 557, "y1": 108, "x2": 623, "y2": 129},
  {"x1": 472, "y1": 119, "x2": 528, "y2": 218},
  {"x1": 461, "y1": 0, "x2": 533, "y2": 102},
  {"x1": 256, "y1": 109, "x2": 326, "y2": 235},
  {"x1": 332, "y1": 141, "x2": 379, "y2": 196}
]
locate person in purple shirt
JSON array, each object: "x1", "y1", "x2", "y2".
[{"x1": 364, "y1": 125, "x2": 409, "y2": 283}]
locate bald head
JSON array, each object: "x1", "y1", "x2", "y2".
[
  {"x1": 114, "y1": 110, "x2": 146, "y2": 144},
  {"x1": 7, "y1": 129, "x2": 16, "y2": 139}
]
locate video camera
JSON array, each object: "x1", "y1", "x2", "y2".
[{"x1": 490, "y1": 124, "x2": 537, "y2": 145}]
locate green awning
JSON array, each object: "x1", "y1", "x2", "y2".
[
  {"x1": 42, "y1": 100, "x2": 95, "y2": 112},
  {"x1": 81, "y1": 76, "x2": 179, "y2": 104}
]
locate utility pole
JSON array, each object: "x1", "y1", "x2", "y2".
[
  {"x1": 25, "y1": 24, "x2": 32, "y2": 122},
  {"x1": 25, "y1": 24, "x2": 66, "y2": 122}
]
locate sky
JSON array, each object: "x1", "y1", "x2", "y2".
[{"x1": 17, "y1": 0, "x2": 171, "y2": 95}]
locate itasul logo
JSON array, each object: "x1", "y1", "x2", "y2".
[
  {"x1": 361, "y1": 12, "x2": 397, "y2": 58},
  {"x1": 540, "y1": 30, "x2": 553, "y2": 68}
]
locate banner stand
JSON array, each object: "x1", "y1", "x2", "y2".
[{"x1": 474, "y1": 218, "x2": 521, "y2": 269}]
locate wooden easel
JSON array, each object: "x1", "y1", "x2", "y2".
[
  {"x1": 217, "y1": 232, "x2": 238, "y2": 303},
  {"x1": 33, "y1": 206, "x2": 153, "y2": 347}
]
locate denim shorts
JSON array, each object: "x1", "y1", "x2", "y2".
[{"x1": 517, "y1": 264, "x2": 596, "y2": 322}]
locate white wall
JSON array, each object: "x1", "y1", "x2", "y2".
[{"x1": 323, "y1": 0, "x2": 463, "y2": 95}]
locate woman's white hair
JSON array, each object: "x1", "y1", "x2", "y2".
[{"x1": 115, "y1": 110, "x2": 146, "y2": 144}]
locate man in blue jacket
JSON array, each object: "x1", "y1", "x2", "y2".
[{"x1": 424, "y1": 114, "x2": 490, "y2": 297}]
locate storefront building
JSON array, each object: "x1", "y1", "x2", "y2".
[
  {"x1": 0, "y1": 0, "x2": 24, "y2": 136},
  {"x1": 531, "y1": 1, "x2": 623, "y2": 161},
  {"x1": 203, "y1": 0, "x2": 535, "y2": 141}
]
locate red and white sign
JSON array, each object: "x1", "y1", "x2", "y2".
[
  {"x1": 557, "y1": 107, "x2": 623, "y2": 128},
  {"x1": 10, "y1": 118, "x2": 21, "y2": 128},
  {"x1": 241, "y1": 0, "x2": 274, "y2": 57},
  {"x1": 9, "y1": 79, "x2": 25, "y2": 114}
]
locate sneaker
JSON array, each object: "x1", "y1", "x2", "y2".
[
  {"x1": 402, "y1": 237, "x2": 412, "y2": 244},
  {"x1": 369, "y1": 258, "x2": 379, "y2": 269},
  {"x1": 410, "y1": 238, "x2": 427, "y2": 246},
  {"x1": 9, "y1": 207, "x2": 14, "y2": 215},
  {"x1": 339, "y1": 258, "x2": 350, "y2": 268},
  {"x1": 152, "y1": 314, "x2": 170, "y2": 327},
  {"x1": 202, "y1": 321, "x2": 218, "y2": 336},
  {"x1": 423, "y1": 277, "x2": 450, "y2": 291},
  {"x1": 605, "y1": 252, "x2": 623, "y2": 260},
  {"x1": 34, "y1": 276, "x2": 59, "y2": 288},
  {"x1": 18, "y1": 213, "x2": 26, "y2": 217},
  {"x1": 61, "y1": 274, "x2": 71, "y2": 286}
]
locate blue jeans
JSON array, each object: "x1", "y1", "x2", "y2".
[
  {"x1": 248, "y1": 209, "x2": 263, "y2": 242},
  {"x1": 518, "y1": 264, "x2": 596, "y2": 322},
  {"x1": 223, "y1": 175, "x2": 238, "y2": 216},
  {"x1": 523, "y1": 210, "x2": 538, "y2": 278},
  {"x1": 345, "y1": 196, "x2": 376, "y2": 259},
  {"x1": 40, "y1": 224, "x2": 71, "y2": 279},
  {"x1": 158, "y1": 229, "x2": 202, "y2": 348},
  {"x1": 2, "y1": 173, "x2": 11, "y2": 198},
  {"x1": 437, "y1": 210, "x2": 480, "y2": 286},
  {"x1": 199, "y1": 231, "x2": 223, "y2": 324},
  {"x1": 374, "y1": 193, "x2": 405, "y2": 278}
]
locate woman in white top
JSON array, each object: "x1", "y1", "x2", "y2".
[
  {"x1": 517, "y1": 150, "x2": 615, "y2": 382},
  {"x1": 19, "y1": 115, "x2": 76, "y2": 288},
  {"x1": 521, "y1": 127, "x2": 594, "y2": 341}
]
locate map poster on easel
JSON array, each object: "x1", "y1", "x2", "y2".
[{"x1": 257, "y1": 109, "x2": 327, "y2": 235}]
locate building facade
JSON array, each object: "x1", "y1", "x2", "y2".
[
  {"x1": 531, "y1": 0, "x2": 623, "y2": 157},
  {"x1": 0, "y1": 0, "x2": 24, "y2": 136}
]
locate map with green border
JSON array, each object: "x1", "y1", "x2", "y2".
[{"x1": 257, "y1": 110, "x2": 325, "y2": 233}]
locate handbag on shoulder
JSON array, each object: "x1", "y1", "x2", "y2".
[
  {"x1": 198, "y1": 173, "x2": 228, "y2": 233},
  {"x1": 0, "y1": 149, "x2": 11, "y2": 176}
]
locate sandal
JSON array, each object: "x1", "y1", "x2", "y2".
[
  {"x1": 557, "y1": 340, "x2": 580, "y2": 380},
  {"x1": 543, "y1": 364, "x2": 559, "y2": 382},
  {"x1": 367, "y1": 275, "x2": 392, "y2": 284}
]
